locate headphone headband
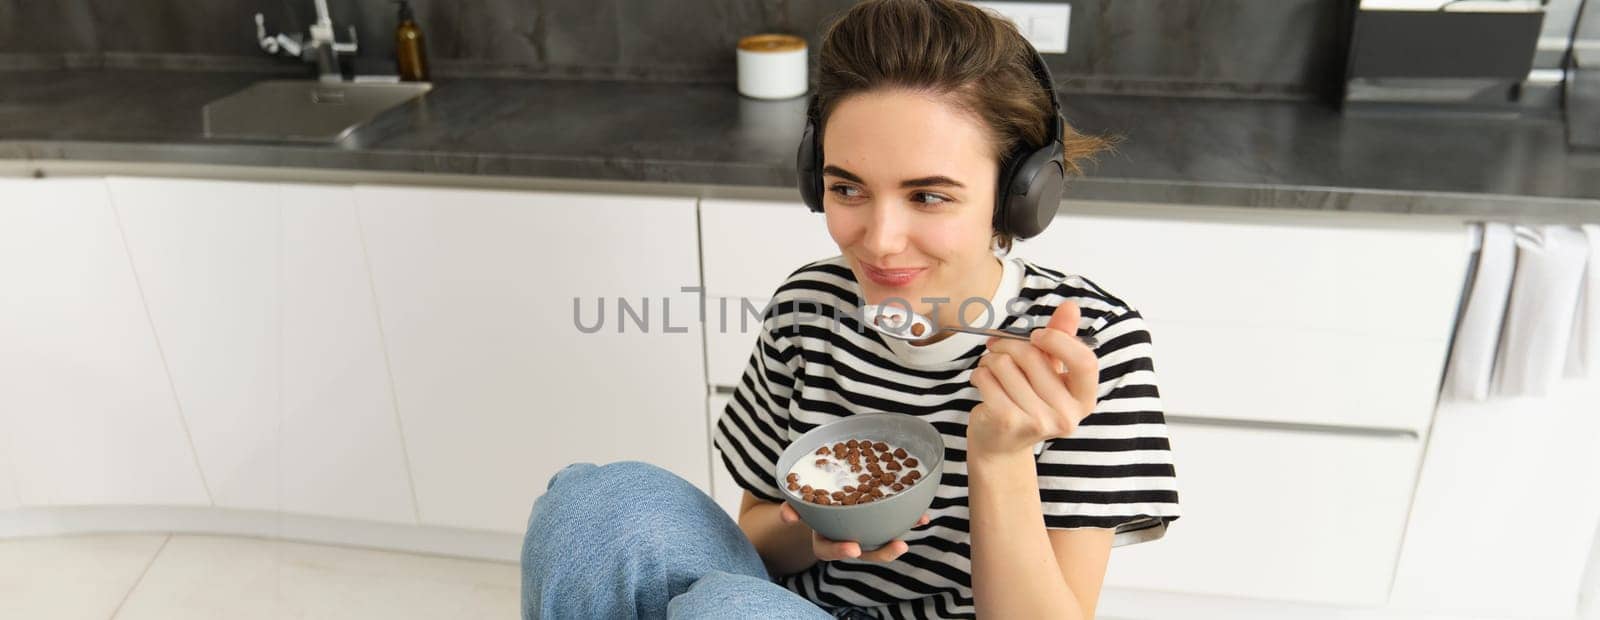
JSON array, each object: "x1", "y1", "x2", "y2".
[{"x1": 1025, "y1": 47, "x2": 1066, "y2": 152}]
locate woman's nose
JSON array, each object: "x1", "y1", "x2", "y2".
[{"x1": 861, "y1": 203, "x2": 908, "y2": 256}]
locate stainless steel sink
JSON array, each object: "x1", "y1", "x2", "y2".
[{"x1": 202, "y1": 80, "x2": 432, "y2": 143}]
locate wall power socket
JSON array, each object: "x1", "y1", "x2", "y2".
[{"x1": 968, "y1": 2, "x2": 1071, "y2": 54}]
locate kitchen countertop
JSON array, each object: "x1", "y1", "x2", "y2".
[{"x1": 2, "y1": 69, "x2": 1599, "y2": 221}]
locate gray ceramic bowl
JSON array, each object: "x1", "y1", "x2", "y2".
[{"x1": 775, "y1": 412, "x2": 946, "y2": 551}]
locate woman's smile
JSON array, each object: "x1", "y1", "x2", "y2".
[{"x1": 861, "y1": 263, "x2": 927, "y2": 288}]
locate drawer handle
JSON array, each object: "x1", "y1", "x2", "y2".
[{"x1": 1167, "y1": 414, "x2": 1419, "y2": 439}]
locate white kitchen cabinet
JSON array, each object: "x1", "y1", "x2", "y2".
[
  {"x1": 1388, "y1": 380, "x2": 1600, "y2": 619},
  {"x1": 0, "y1": 323, "x2": 14, "y2": 512},
  {"x1": 1013, "y1": 211, "x2": 1471, "y2": 433},
  {"x1": 707, "y1": 393, "x2": 744, "y2": 520},
  {"x1": 109, "y1": 177, "x2": 282, "y2": 513},
  {"x1": 277, "y1": 184, "x2": 418, "y2": 525},
  {"x1": 700, "y1": 198, "x2": 838, "y2": 300},
  {"x1": 0, "y1": 177, "x2": 210, "y2": 507},
  {"x1": 1102, "y1": 420, "x2": 1421, "y2": 607},
  {"x1": 108, "y1": 177, "x2": 417, "y2": 525},
  {"x1": 0, "y1": 435, "x2": 16, "y2": 512},
  {"x1": 701, "y1": 198, "x2": 840, "y2": 387},
  {"x1": 706, "y1": 297, "x2": 781, "y2": 391},
  {"x1": 355, "y1": 185, "x2": 708, "y2": 533}
]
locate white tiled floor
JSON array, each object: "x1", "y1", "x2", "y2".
[
  {"x1": 9, "y1": 533, "x2": 1591, "y2": 619},
  {"x1": 0, "y1": 534, "x2": 169, "y2": 620},
  {"x1": 0, "y1": 534, "x2": 519, "y2": 619}
]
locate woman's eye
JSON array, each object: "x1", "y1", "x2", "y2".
[
  {"x1": 912, "y1": 192, "x2": 949, "y2": 206},
  {"x1": 828, "y1": 184, "x2": 863, "y2": 199}
]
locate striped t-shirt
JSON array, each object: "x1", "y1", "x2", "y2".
[{"x1": 713, "y1": 254, "x2": 1182, "y2": 619}]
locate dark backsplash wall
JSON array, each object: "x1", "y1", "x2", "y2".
[{"x1": 0, "y1": 0, "x2": 1350, "y2": 99}]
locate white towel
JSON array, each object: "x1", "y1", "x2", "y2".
[
  {"x1": 1493, "y1": 225, "x2": 1591, "y2": 398},
  {"x1": 1566, "y1": 225, "x2": 1600, "y2": 380},
  {"x1": 1403, "y1": 223, "x2": 1600, "y2": 618},
  {"x1": 1442, "y1": 223, "x2": 1516, "y2": 401}
]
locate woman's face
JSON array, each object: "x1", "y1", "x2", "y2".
[{"x1": 821, "y1": 89, "x2": 1002, "y2": 322}]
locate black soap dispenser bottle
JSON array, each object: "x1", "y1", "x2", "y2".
[{"x1": 395, "y1": 0, "x2": 429, "y2": 82}]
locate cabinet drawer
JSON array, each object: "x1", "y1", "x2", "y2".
[
  {"x1": 1013, "y1": 211, "x2": 1470, "y2": 433},
  {"x1": 1102, "y1": 420, "x2": 1420, "y2": 607},
  {"x1": 1151, "y1": 323, "x2": 1452, "y2": 433},
  {"x1": 706, "y1": 393, "x2": 745, "y2": 520},
  {"x1": 706, "y1": 297, "x2": 770, "y2": 388},
  {"x1": 701, "y1": 198, "x2": 841, "y2": 389},
  {"x1": 700, "y1": 198, "x2": 839, "y2": 300}
]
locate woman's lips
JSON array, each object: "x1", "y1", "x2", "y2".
[{"x1": 862, "y1": 263, "x2": 926, "y2": 288}]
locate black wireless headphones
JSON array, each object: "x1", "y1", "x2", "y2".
[{"x1": 795, "y1": 47, "x2": 1067, "y2": 240}]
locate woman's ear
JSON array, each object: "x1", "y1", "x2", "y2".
[{"x1": 991, "y1": 231, "x2": 1013, "y2": 255}]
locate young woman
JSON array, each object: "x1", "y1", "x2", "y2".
[{"x1": 522, "y1": 1, "x2": 1179, "y2": 618}]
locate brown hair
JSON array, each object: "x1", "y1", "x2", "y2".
[{"x1": 814, "y1": 0, "x2": 1114, "y2": 251}]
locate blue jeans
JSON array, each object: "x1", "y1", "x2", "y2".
[{"x1": 522, "y1": 460, "x2": 871, "y2": 619}]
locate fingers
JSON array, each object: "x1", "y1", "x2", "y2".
[
  {"x1": 813, "y1": 532, "x2": 862, "y2": 561},
  {"x1": 858, "y1": 539, "x2": 910, "y2": 563},
  {"x1": 814, "y1": 536, "x2": 910, "y2": 563},
  {"x1": 813, "y1": 518, "x2": 927, "y2": 563},
  {"x1": 1031, "y1": 301, "x2": 1094, "y2": 372},
  {"x1": 978, "y1": 352, "x2": 1050, "y2": 417},
  {"x1": 795, "y1": 494, "x2": 930, "y2": 563},
  {"x1": 979, "y1": 353, "x2": 1064, "y2": 437},
  {"x1": 1027, "y1": 329, "x2": 1099, "y2": 417},
  {"x1": 969, "y1": 365, "x2": 1021, "y2": 424},
  {"x1": 983, "y1": 335, "x2": 1093, "y2": 437},
  {"x1": 1028, "y1": 320, "x2": 1093, "y2": 369},
  {"x1": 1049, "y1": 329, "x2": 1099, "y2": 414},
  {"x1": 1045, "y1": 299, "x2": 1082, "y2": 333},
  {"x1": 991, "y1": 342, "x2": 1082, "y2": 434}
]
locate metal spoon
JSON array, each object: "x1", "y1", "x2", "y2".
[{"x1": 861, "y1": 304, "x2": 1099, "y2": 348}]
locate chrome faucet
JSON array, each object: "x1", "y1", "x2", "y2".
[{"x1": 254, "y1": 0, "x2": 359, "y2": 83}]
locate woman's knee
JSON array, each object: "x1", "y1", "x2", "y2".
[
  {"x1": 522, "y1": 459, "x2": 758, "y2": 568},
  {"x1": 525, "y1": 460, "x2": 710, "y2": 543},
  {"x1": 521, "y1": 461, "x2": 763, "y2": 616},
  {"x1": 541, "y1": 460, "x2": 697, "y2": 506}
]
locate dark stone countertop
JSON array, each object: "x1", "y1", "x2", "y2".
[{"x1": 3, "y1": 69, "x2": 1598, "y2": 221}]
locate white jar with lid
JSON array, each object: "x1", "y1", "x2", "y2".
[{"x1": 736, "y1": 34, "x2": 808, "y2": 100}]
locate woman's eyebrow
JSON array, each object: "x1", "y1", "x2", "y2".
[
  {"x1": 899, "y1": 175, "x2": 965, "y2": 189},
  {"x1": 822, "y1": 165, "x2": 965, "y2": 189}
]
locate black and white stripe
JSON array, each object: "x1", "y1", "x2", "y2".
[{"x1": 713, "y1": 255, "x2": 1181, "y2": 619}]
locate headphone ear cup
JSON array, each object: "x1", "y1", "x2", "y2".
[
  {"x1": 796, "y1": 118, "x2": 823, "y2": 213},
  {"x1": 1002, "y1": 146, "x2": 1065, "y2": 240},
  {"x1": 992, "y1": 150, "x2": 1026, "y2": 238}
]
